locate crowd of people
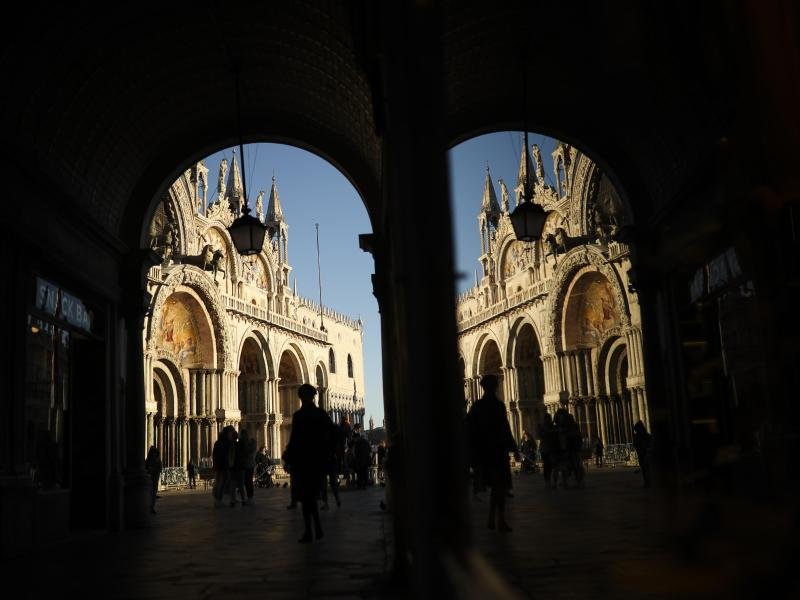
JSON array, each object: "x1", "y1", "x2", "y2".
[
  {"x1": 210, "y1": 425, "x2": 259, "y2": 507},
  {"x1": 467, "y1": 374, "x2": 654, "y2": 532},
  {"x1": 145, "y1": 374, "x2": 652, "y2": 541}
]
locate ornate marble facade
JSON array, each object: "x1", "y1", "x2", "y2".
[
  {"x1": 457, "y1": 142, "x2": 649, "y2": 446},
  {"x1": 143, "y1": 153, "x2": 366, "y2": 465}
]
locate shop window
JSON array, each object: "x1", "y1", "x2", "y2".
[{"x1": 25, "y1": 316, "x2": 70, "y2": 489}]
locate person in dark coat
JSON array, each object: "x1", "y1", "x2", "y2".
[
  {"x1": 466, "y1": 374, "x2": 519, "y2": 532},
  {"x1": 632, "y1": 420, "x2": 653, "y2": 488},
  {"x1": 283, "y1": 383, "x2": 336, "y2": 543},
  {"x1": 187, "y1": 458, "x2": 197, "y2": 489},
  {"x1": 537, "y1": 413, "x2": 556, "y2": 489},
  {"x1": 352, "y1": 432, "x2": 372, "y2": 489},
  {"x1": 145, "y1": 445, "x2": 162, "y2": 515}
]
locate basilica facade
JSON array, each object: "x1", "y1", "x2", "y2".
[
  {"x1": 143, "y1": 153, "x2": 365, "y2": 468},
  {"x1": 457, "y1": 142, "x2": 648, "y2": 446}
]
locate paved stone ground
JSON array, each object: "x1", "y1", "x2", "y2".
[
  {"x1": 6, "y1": 483, "x2": 395, "y2": 600},
  {"x1": 3, "y1": 468, "x2": 797, "y2": 599},
  {"x1": 469, "y1": 465, "x2": 799, "y2": 600}
]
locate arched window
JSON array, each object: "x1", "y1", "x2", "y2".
[
  {"x1": 347, "y1": 354, "x2": 354, "y2": 378},
  {"x1": 329, "y1": 348, "x2": 336, "y2": 373}
]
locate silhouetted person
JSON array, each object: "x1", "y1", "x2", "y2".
[
  {"x1": 321, "y1": 419, "x2": 342, "y2": 510},
  {"x1": 467, "y1": 374, "x2": 519, "y2": 532},
  {"x1": 519, "y1": 430, "x2": 536, "y2": 473},
  {"x1": 377, "y1": 440, "x2": 387, "y2": 483},
  {"x1": 212, "y1": 426, "x2": 235, "y2": 507},
  {"x1": 553, "y1": 408, "x2": 572, "y2": 489},
  {"x1": 187, "y1": 458, "x2": 197, "y2": 489},
  {"x1": 230, "y1": 429, "x2": 244, "y2": 506},
  {"x1": 284, "y1": 383, "x2": 336, "y2": 543},
  {"x1": 566, "y1": 412, "x2": 585, "y2": 487},
  {"x1": 594, "y1": 438, "x2": 604, "y2": 467},
  {"x1": 353, "y1": 432, "x2": 372, "y2": 489},
  {"x1": 632, "y1": 420, "x2": 653, "y2": 488},
  {"x1": 283, "y1": 447, "x2": 298, "y2": 509},
  {"x1": 145, "y1": 445, "x2": 162, "y2": 515},
  {"x1": 239, "y1": 429, "x2": 257, "y2": 505},
  {"x1": 537, "y1": 413, "x2": 555, "y2": 489}
]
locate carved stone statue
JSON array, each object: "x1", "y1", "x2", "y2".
[
  {"x1": 554, "y1": 227, "x2": 568, "y2": 254},
  {"x1": 532, "y1": 144, "x2": 544, "y2": 181},
  {"x1": 498, "y1": 178, "x2": 510, "y2": 213},
  {"x1": 593, "y1": 191, "x2": 624, "y2": 247},
  {"x1": 549, "y1": 227, "x2": 595, "y2": 255},
  {"x1": 216, "y1": 159, "x2": 228, "y2": 204},
  {"x1": 255, "y1": 190, "x2": 265, "y2": 222},
  {"x1": 543, "y1": 233, "x2": 558, "y2": 259},
  {"x1": 151, "y1": 222, "x2": 175, "y2": 261},
  {"x1": 210, "y1": 249, "x2": 226, "y2": 282},
  {"x1": 179, "y1": 244, "x2": 215, "y2": 271}
]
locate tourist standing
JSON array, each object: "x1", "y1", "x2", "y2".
[
  {"x1": 239, "y1": 429, "x2": 257, "y2": 505},
  {"x1": 284, "y1": 383, "x2": 336, "y2": 543},
  {"x1": 212, "y1": 426, "x2": 234, "y2": 507},
  {"x1": 145, "y1": 445, "x2": 162, "y2": 515},
  {"x1": 594, "y1": 438, "x2": 604, "y2": 468},
  {"x1": 187, "y1": 458, "x2": 197, "y2": 489},
  {"x1": 466, "y1": 374, "x2": 519, "y2": 532},
  {"x1": 632, "y1": 421, "x2": 653, "y2": 488},
  {"x1": 537, "y1": 413, "x2": 555, "y2": 489}
]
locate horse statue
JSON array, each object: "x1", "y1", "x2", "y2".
[
  {"x1": 150, "y1": 224, "x2": 175, "y2": 261},
  {"x1": 210, "y1": 249, "x2": 226, "y2": 282},
  {"x1": 178, "y1": 244, "x2": 215, "y2": 270}
]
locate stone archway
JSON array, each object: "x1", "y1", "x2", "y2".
[
  {"x1": 238, "y1": 336, "x2": 268, "y2": 450},
  {"x1": 477, "y1": 338, "x2": 504, "y2": 403},
  {"x1": 277, "y1": 347, "x2": 305, "y2": 454},
  {"x1": 556, "y1": 269, "x2": 627, "y2": 444},
  {"x1": 513, "y1": 323, "x2": 545, "y2": 438},
  {"x1": 151, "y1": 362, "x2": 178, "y2": 467}
]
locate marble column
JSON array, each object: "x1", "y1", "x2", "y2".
[{"x1": 630, "y1": 388, "x2": 641, "y2": 425}]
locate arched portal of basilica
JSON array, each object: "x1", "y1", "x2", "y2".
[
  {"x1": 457, "y1": 141, "x2": 648, "y2": 447},
  {"x1": 143, "y1": 153, "x2": 366, "y2": 469}
]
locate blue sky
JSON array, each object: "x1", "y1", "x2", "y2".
[{"x1": 203, "y1": 132, "x2": 558, "y2": 428}]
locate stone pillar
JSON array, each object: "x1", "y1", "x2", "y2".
[
  {"x1": 188, "y1": 373, "x2": 194, "y2": 417},
  {"x1": 170, "y1": 420, "x2": 177, "y2": 467},
  {"x1": 630, "y1": 387, "x2": 641, "y2": 425},
  {"x1": 584, "y1": 351, "x2": 595, "y2": 397},
  {"x1": 640, "y1": 388, "x2": 650, "y2": 429},
  {"x1": 622, "y1": 395, "x2": 632, "y2": 442},
  {"x1": 122, "y1": 249, "x2": 161, "y2": 529},
  {"x1": 197, "y1": 371, "x2": 206, "y2": 416},
  {"x1": 190, "y1": 418, "x2": 200, "y2": 464},
  {"x1": 597, "y1": 397, "x2": 611, "y2": 445},
  {"x1": 573, "y1": 353, "x2": 582, "y2": 396}
]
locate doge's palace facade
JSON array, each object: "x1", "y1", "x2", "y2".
[
  {"x1": 143, "y1": 153, "x2": 365, "y2": 466},
  {"x1": 457, "y1": 142, "x2": 648, "y2": 446}
]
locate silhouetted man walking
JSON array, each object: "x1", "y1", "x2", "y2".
[
  {"x1": 284, "y1": 383, "x2": 336, "y2": 543},
  {"x1": 467, "y1": 374, "x2": 519, "y2": 532}
]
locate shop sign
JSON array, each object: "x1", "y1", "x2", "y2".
[{"x1": 35, "y1": 277, "x2": 93, "y2": 332}]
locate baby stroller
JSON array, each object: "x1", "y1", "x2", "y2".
[{"x1": 254, "y1": 461, "x2": 275, "y2": 488}]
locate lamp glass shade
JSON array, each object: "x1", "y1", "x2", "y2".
[
  {"x1": 229, "y1": 212, "x2": 268, "y2": 255},
  {"x1": 509, "y1": 200, "x2": 548, "y2": 242}
]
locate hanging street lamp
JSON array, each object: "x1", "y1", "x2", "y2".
[
  {"x1": 228, "y1": 65, "x2": 267, "y2": 255},
  {"x1": 509, "y1": 46, "x2": 548, "y2": 243}
]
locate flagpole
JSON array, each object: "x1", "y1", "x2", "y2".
[{"x1": 316, "y1": 223, "x2": 326, "y2": 332}]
